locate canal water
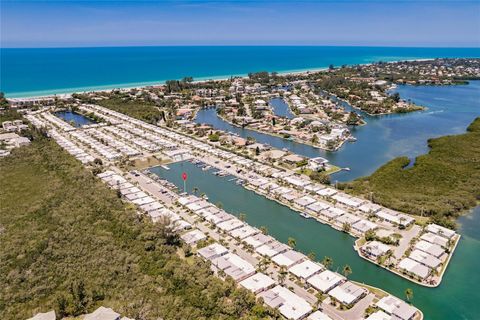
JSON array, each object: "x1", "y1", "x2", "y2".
[
  {"x1": 270, "y1": 97, "x2": 295, "y2": 119},
  {"x1": 54, "y1": 110, "x2": 96, "y2": 127},
  {"x1": 195, "y1": 81, "x2": 480, "y2": 181},
  {"x1": 161, "y1": 82, "x2": 480, "y2": 319},
  {"x1": 150, "y1": 161, "x2": 480, "y2": 320}
]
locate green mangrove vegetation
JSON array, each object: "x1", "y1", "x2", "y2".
[
  {"x1": 341, "y1": 117, "x2": 480, "y2": 229},
  {"x1": 0, "y1": 135, "x2": 276, "y2": 320}
]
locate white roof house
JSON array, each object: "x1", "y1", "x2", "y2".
[
  {"x1": 293, "y1": 195, "x2": 317, "y2": 208},
  {"x1": 216, "y1": 218, "x2": 245, "y2": 232},
  {"x1": 258, "y1": 285, "x2": 312, "y2": 320},
  {"x1": 365, "y1": 310, "x2": 392, "y2": 320},
  {"x1": 307, "y1": 270, "x2": 344, "y2": 293},
  {"x1": 229, "y1": 225, "x2": 259, "y2": 239},
  {"x1": 414, "y1": 240, "x2": 445, "y2": 258},
  {"x1": 398, "y1": 258, "x2": 430, "y2": 279},
  {"x1": 361, "y1": 241, "x2": 391, "y2": 258},
  {"x1": 271, "y1": 249, "x2": 306, "y2": 268},
  {"x1": 409, "y1": 249, "x2": 442, "y2": 269},
  {"x1": 376, "y1": 295, "x2": 418, "y2": 320},
  {"x1": 336, "y1": 212, "x2": 361, "y2": 225},
  {"x1": 426, "y1": 224, "x2": 456, "y2": 239},
  {"x1": 328, "y1": 281, "x2": 367, "y2": 306},
  {"x1": 316, "y1": 187, "x2": 337, "y2": 197},
  {"x1": 239, "y1": 272, "x2": 276, "y2": 294},
  {"x1": 243, "y1": 233, "x2": 274, "y2": 248},
  {"x1": 211, "y1": 252, "x2": 256, "y2": 281},
  {"x1": 307, "y1": 310, "x2": 333, "y2": 320},
  {"x1": 198, "y1": 243, "x2": 228, "y2": 260},
  {"x1": 256, "y1": 240, "x2": 290, "y2": 258},
  {"x1": 84, "y1": 306, "x2": 120, "y2": 320},
  {"x1": 352, "y1": 219, "x2": 378, "y2": 234},
  {"x1": 306, "y1": 201, "x2": 330, "y2": 214},
  {"x1": 288, "y1": 260, "x2": 323, "y2": 280},
  {"x1": 181, "y1": 229, "x2": 207, "y2": 245},
  {"x1": 420, "y1": 232, "x2": 449, "y2": 248}
]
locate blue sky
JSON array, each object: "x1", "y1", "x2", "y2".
[{"x1": 1, "y1": 0, "x2": 479, "y2": 48}]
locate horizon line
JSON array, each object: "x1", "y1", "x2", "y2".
[{"x1": 2, "y1": 44, "x2": 480, "y2": 50}]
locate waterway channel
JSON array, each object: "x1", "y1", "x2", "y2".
[
  {"x1": 194, "y1": 81, "x2": 480, "y2": 181},
  {"x1": 150, "y1": 161, "x2": 480, "y2": 320},
  {"x1": 164, "y1": 81, "x2": 480, "y2": 319}
]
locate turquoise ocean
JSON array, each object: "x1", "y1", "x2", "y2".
[{"x1": 1, "y1": 46, "x2": 480, "y2": 97}]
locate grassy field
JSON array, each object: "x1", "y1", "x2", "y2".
[
  {"x1": 342, "y1": 117, "x2": 480, "y2": 228},
  {"x1": 0, "y1": 136, "x2": 275, "y2": 319}
]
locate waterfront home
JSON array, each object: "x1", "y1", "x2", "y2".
[
  {"x1": 420, "y1": 232, "x2": 449, "y2": 248},
  {"x1": 335, "y1": 212, "x2": 361, "y2": 226},
  {"x1": 27, "y1": 311, "x2": 56, "y2": 320},
  {"x1": 361, "y1": 241, "x2": 391, "y2": 259},
  {"x1": 229, "y1": 225, "x2": 259, "y2": 240},
  {"x1": 398, "y1": 258, "x2": 430, "y2": 280},
  {"x1": 271, "y1": 249, "x2": 306, "y2": 268},
  {"x1": 352, "y1": 219, "x2": 378, "y2": 234},
  {"x1": 281, "y1": 191, "x2": 301, "y2": 202},
  {"x1": 211, "y1": 252, "x2": 256, "y2": 281},
  {"x1": 243, "y1": 233, "x2": 274, "y2": 249},
  {"x1": 258, "y1": 285, "x2": 312, "y2": 320},
  {"x1": 288, "y1": 260, "x2": 324, "y2": 280},
  {"x1": 272, "y1": 186, "x2": 293, "y2": 197},
  {"x1": 84, "y1": 306, "x2": 121, "y2": 320},
  {"x1": 376, "y1": 295, "x2": 418, "y2": 320},
  {"x1": 239, "y1": 272, "x2": 276, "y2": 294},
  {"x1": 316, "y1": 187, "x2": 337, "y2": 197},
  {"x1": 293, "y1": 195, "x2": 317, "y2": 208},
  {"x1": 365, "y1": 310, "x2": 392, "y2": 320},
  {"x1": 409, "y1": 249, "x2": 442, "y2": 269},
  {"x1": 414, "y1": 240, "x2": 445, "y2": 258},
  {"x1": 181, "y1": 229, "x2": 207, "y2": 245},
  {"x1": 216, "y1": 218, "x2": 245, "y2": 232},
  {"x1": 198, "y1": 243, "x2": 229, "y2": 260},
  {"x1": 307, "y1": 311, "x2": 333, "y2": 320},
  {"x1": 307, "y1": 270, "x2": 344, "y2": 293},
  {"x1": 321, "y1": 207, "x2": 346, "y2": 220},
  {"x1": 329, "y1": 281, "x2": 367, "y2": 306},
  {"x1": 426, "y1": 224, "x2": 456, "y2": 239},
  {"x1": 331, "y1": 194, "x2": 365, "y2": 208},
  {"x1": 256, "y1": 240, "x2": 290, "y2": 258},
  {"x1": 306, "y1": 201, "x2": 331, "y2": 215},
  {"x1": 205, "y1": 211, "x2": 233, "y2": 225},
  {"x1": 307, "y1": 157, "x2": 329, "y2": 171}
]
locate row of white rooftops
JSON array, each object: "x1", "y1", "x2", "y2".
[
  {"x1": 97, "y1": 170, "x2": 191, "y2": 231},
  {"x1": 35, "y1": 104, "x2": 421, "y2": 320},
  {"x1": 48, "y1": 129, "x2": 95, "y2": 164},
  {"x1": 176, "y1": 194, "x2": 412, "y2": 319},
  {"x1": 362, "y1": 223, "x2": 457, "y2": 281}
]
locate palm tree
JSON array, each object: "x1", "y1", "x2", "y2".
[
  {"x1": 278, "y1": 266, "x2": 287, "y2": 285},
  {"x1": 308, "y1": 252, "x2": 316, "y2": 261},
  {"x1": 287, "y1": 237, "x2": 297, "y2": 249},
  {"x1": 260, "y1": 226, "x2": 268, "y2": 235},
  {"x1": 322, "y1": 256, "x2": 333, "y2": 270},
  {"x1": 384, "y1": 250, "x2": 394, "y2": 266},
  {"x1": 192, "y1": 187, "x2": 199, "y2": 195},
  {"x1": 342, "y1": 264, "x2": 352, "y2": 278},
  {"x1": 405, "y1": 288, "x2": 413, "y2": 302},
  {"x1": 239, "y1": 213, "x2": 247, "y2": 222}
]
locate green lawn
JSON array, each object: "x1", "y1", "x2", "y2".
[
  {"x1": 0, "y1": 137, "x2": 275, "y2": 319},
  {"x1": 342, "y1": 117, "x2": 480, "y2": 228}
]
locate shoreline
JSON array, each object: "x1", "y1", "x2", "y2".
[{"x1": 4, "y1": 58, "x2": 436, "y2": 99}]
